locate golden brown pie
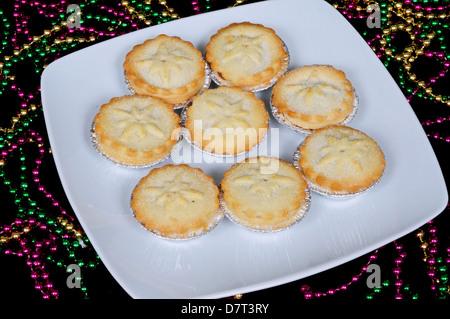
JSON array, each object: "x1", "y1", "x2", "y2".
[
  {"x1": 131, "y1": 164, "x2": 222, "y2": 239},
  {"x1": 205, "y1": 22, "x2": 289, "y2": 91},
  {"x1": 123, "y1": 34, "x2": 207, "y2": 106},
  {"x1": 220, "y1": 156, "x2": 310, "y2": 231},
  {"x1": 271, "y1": 65, "x2": 356, "y2": 132},
  {"x1": 92, "y1": 95, "x2": 180, "y2": 167},
  {"x1": 183, "y1": 86, "x2": 269, "y2": 156},
  {"x1": 296, "y1": 125, "x2": 385, "y2": 196}
]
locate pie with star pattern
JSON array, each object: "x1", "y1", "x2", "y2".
[
  {"x1": 131, "y1": 164, "x2": 222, "y2": 239},
  {"x1": 297, "y1": 125, "x2": 385, "y2": 196},
  {"x1": 205, "y1": 22, "x2": 289, "y2": 91},
  {"x1": 220, "y1": 157, "x2": 310, "y2": 231},
  {"x1": 184, "y1": 86, "x2": 269, "y2": 155},
  {"x1": 123, "y1": 34, "x2": 207, "y2": 106},
  {"x1": 271, "y1": 65, "x2": 356, "y2": 131},
  {"x1": 92, "y1": 95, "x2": 180, "y2": 167}
]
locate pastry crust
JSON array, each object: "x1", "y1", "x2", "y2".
[
  {"x1": 297, "y1": 125, "x2": 385, "y2": 195},
  {"x1": 205, "y1": 22, "x2": 289, "y2": 90},
  {"x1": 271, "y1": 65, "x2": 355, "y2": 130},
  {"x1": 123, "y1": 34, "x2": 206, "y2": 105},
  {"x1": 221, "y1": 156, "x2": 309, "y2": 231},
  {"x1": 131, "y1": 164, "x2": 222, "y2": 239},
  {"x1": 92, "y1": 95, "x2": 180, "y2": 167},
  {"x1": 184, "y1": 86, "x2": 269, "y2": 155}
]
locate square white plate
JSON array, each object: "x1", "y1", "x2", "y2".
[{"x1": 41, "y1": 0, "x2": 447, "y2": 298}]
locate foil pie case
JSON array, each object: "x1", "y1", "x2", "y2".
[
  {"x1": 219, "y1": 186, "x2": 311, "y2": 233},
  {"x1": 124, "y1": 59, "x2": 212, "y2": 110},
  {"x1": 179, "y1": 104, "x2": 271, "y2": 158},
  {"x1": 292, "y1": 141, "x2": 384, "y2": 199},
  {"x1": 270, "y1": 88, "x2": 360, "y2": 135},
  {"x1": 130, "y1": 196, "x2": 225, "y2": 241},
  {"x1": 90, "y1": 121, "x2": 181, "y2": 169}
]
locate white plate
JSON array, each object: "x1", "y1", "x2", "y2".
[{"x1": 40, "y1": 0, "x2": 447, "y2": 298}]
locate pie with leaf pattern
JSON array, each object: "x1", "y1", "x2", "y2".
[
  {"x1": 124, "y1": 34, "x2": 207, "y2": 106},
  {"x1": 205, "y1": 22, "x2": 289, "y2": 91},
  {"x1": 220, "y1": 157, "x2": 310, "y2": 231},
  {"x1": 92, "y1": 95, "x2": 180, "y2": 167},
  {"x1": 131, "y1": 164, "x2": 222, "y2": 239}
]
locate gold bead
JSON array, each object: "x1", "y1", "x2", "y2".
[
  {"x1": 418, "y1": 81, "x2": 426, "y2": 87},
  {"x1": 420, "y1": 243, "x2": 428, "y2": 249},
  {"x1": 0, "y1": 236, "x2": 8, "y2": 243},
  {"x1": 425, "y1": 87, "x2": 432, "y2": 94},
  {"x1": 409, "y1": 73, "x2": 416, "y2": 81},
  {"x1": 145, "y1": 20, "x2": 152, "y2": 25},
  {"x1": 435, "y1": 95, "x2": 442, "y2": 102}
]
